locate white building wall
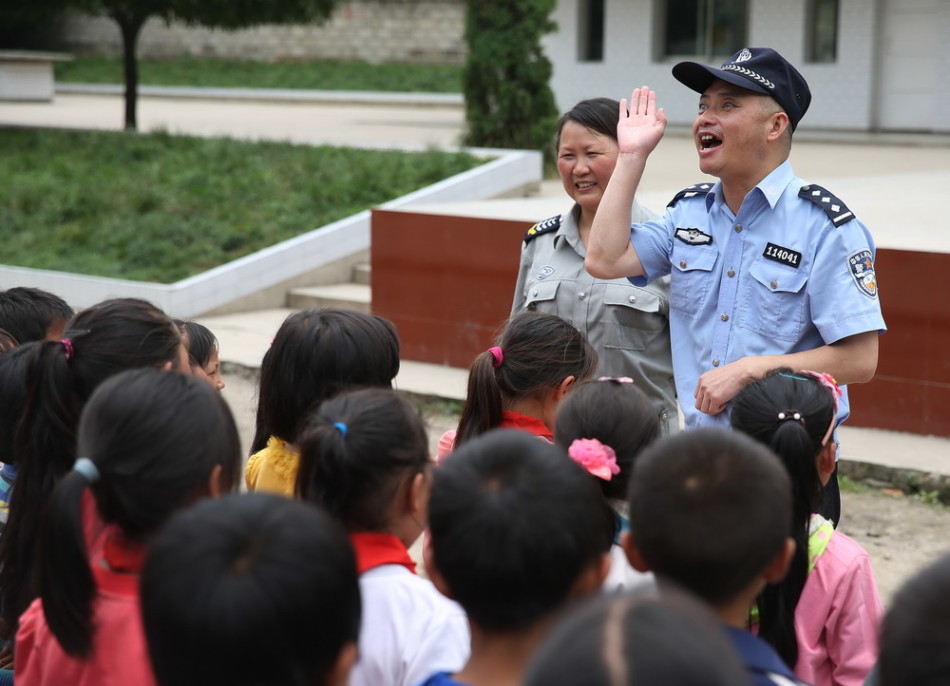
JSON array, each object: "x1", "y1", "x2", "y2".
[{"x1": 546, "y1": 0, "x2": 925, "y2": 132}]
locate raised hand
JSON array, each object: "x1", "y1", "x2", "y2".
[{"x1": 617, "y1": 86, "x2": 667, "y2": 156}]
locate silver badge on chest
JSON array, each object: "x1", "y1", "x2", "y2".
[{"x1": 536, "y1": 265, "x2": 556, "y2": 280}]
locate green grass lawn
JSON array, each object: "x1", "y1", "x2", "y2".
[
  {"x1": 56, "y1": 56, "x2": 463, "y2": 93},
  {"x1": 0, "y1": 128, "x2": 481, "y2": 283}
]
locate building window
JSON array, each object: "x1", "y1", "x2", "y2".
[
  {"x1": 661, "y1": 0, "x2": 747, "y2": 60},
  {"x1": 578, "y1": 0, "x2": 605, "y2": 62},
  {"x1": 806, "y1": 0, "x2": 838, "y2": 63}
]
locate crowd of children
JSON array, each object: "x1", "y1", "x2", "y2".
[{"x1": 0, "y1": 287, "x2": 945, "y2": 686}]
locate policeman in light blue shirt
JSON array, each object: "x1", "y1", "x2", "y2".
[{"x1": 585, "y1": 48, "x2": 886, "y2": 521}]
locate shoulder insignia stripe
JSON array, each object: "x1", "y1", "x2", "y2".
[
  {"x1": 524, "y1": 214, "x2": 561, "y2": 244},
  {"x1": 798, "y1": 184, "x2": 856, "y2": 227},
  {"x1": 667, "y1": 183, "x2": 712, "y2": 208}
]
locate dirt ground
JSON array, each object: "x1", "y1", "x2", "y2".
[{"x1": 221, "y1": 371, "x2": 950, "y2": 608}]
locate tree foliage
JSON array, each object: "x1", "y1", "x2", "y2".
[
  {"x1": 461, "y1": 0, "x2": 558, "y2": 157},
  {"x1": 8, "y1": 0, "x2": 340, "y2": 129}
]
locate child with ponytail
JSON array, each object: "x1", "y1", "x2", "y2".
[
  {"x1": 731, "y1": 368, "x2": 883, "y2": 686},
  {"x1": 0, "y1": 298, "x2": 186, "y2": 644},
  {"x1": 14, "y1": 369, "x2": 241, "y2": 685},
  {"x1": 439, "y1": 312, "x2": 597, "y2": 458},
  {"x1": 296, "y1": 388, "x2": 469, "y2": 686},
  {"x1": 554, "y1": 378, "x2": 660, "y2": 591}
]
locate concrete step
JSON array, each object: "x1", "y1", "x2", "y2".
[
  {"x1": 352, "y1": 263, "x2": 371, "y2": 286},
  {"x1": 286, "y1": 283, "x2": 370, "y2": 312}
]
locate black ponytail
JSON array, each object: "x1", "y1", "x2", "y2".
[
  {"x1": 37, "y1": 369, "x2": 241, "y2": 657},
  {"x1": 731, "y1": 368, "x2": 836, "y2": 667},
  {"x1": 296, "y1": 388, "x2": 428, "y2": 532}
]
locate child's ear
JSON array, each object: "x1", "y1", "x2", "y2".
[
  {"x1": 206, "y1": 464, "x2": 224, "y2": 499},
  {"x1": 762, "y1": 538, "x2": 796, "y2": 584},
  {"x1": 620, "y1": 530, "x2": 651, "y2": 573},
  {"x1": 407, "y1": 471, "x2": 430, "y2": 518},
  {"x1": 568, "y1": 552, "x2": 612, "y2": 599},
  {"x1": 817, "y1": 442, "x2": 837, "y2": 486},
  {"x1": 557, "y1": 375, "x2": 577, "y2": 399},
  {"x1": 326, "y1": 641, "x2": 359, "y2": 686}
]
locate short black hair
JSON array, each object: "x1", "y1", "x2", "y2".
[
  {"x1": 0, "y1": 287, "x2": 73, "y2": 344},
  {"x1": 555, "y1": 97, "x2": 620, "y2": 151},
  {"x1": 879, "y1": 552, "x2": 950, "y2": 686},
  {"x1": 628, "y1": 428, "x2": 792, "y2": 604},
  {"x1": 142, "y1": 493, "x2": 360, "y2": 686},
  {"x1": 523, "y1": 589, "x2": 747, "y2": 686},
  {"x1": 429, "y1": 429, "x2": 613, "y2": 632}
]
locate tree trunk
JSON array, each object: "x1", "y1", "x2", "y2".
[{"x1": 114, "y1": 11, "x2": 146, "y2": 131}]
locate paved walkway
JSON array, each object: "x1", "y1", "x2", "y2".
[{"x1": 4, "y1": 88, "x2": 950, "y2": 481}]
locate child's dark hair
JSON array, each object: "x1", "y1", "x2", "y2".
[
  {"x1": 731, "y1": 368, "x2": 837, "y2": 666},
  {"x1": 523, "y1": 589, "x2": 747, "y2": 686},
  {"x1": 454, "y1": 312, "x2": 597, "y2": 447},
  {"x1": 0, "y1": 297, "x2": 183, "y2": 639},
  {"x1": 0, "y1": 286, "x2": 73, "y2": 345},
  {"x1": 879, "y1": 552, "x2": 950, "y2": 686},
  {"x1": 555, "y1": 98, "x2": 620, "y2": 152},
  {"x1": 251, "y1": 309, "x2": 400, "y2": 453},
  {"x1": 296, "y1": 388, "x2": 428, "y2": 532},
  {"x1": 0, "y1": 342, "x2": 36, "y2": 466},
  {"x1": 177, "y1": 319, "x2": 218, "y2": 369},
  {"x1": 428, "y1": 429, "x2": 613, "y2": 632},
  {"x1": 628, "y1": 427, "x2": 792, "y2": 605},
  {"x1": 554, "y1": 378, "x2": 660, "y2": 500},
  {"x1": 38, "y1": 368, "x2": 241, "y2": 658},
  {"x1": 142, "y1": 493, "x2": 361, "y2": 686}
]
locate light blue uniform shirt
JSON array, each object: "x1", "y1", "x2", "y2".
[{"x1": 629, "y1": 161, "x2": 886, "y2": 429}]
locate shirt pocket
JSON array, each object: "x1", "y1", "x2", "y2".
[
  {"x1": 669, "y1": 246, "x2": 719, "y2": 318},
  {"x1": 603, "y1": 284, "x2": 666, "y2": 351},
  {"x1": 739, "y1": 258, "x2": 809, "y2": 343},
  {"x1": 523, "y1": 279, "x2": 561, "y2": 316}
]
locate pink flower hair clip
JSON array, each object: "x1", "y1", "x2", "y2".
[
  {"x1": 801, "y1": 370, "x2": 843, "y2": 412},
  {"x1": 567, "y1": 438, "x2": 620, "y2": 481}
]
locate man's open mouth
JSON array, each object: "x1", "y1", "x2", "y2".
[{"x1": 700, "y1": 134, "x2": 722, "y2": 150}]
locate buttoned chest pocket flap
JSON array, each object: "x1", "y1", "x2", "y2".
[
  {"x1": 523, "y1": 279, "x2": 560, "y2": 314},
  {"x1": 603, "y1": 284, "x2": 665, "y2": 351},
  {"x1": 669, "y1": 246, "x2": 719, "y2": 317},
  {"x1": 740, "y1": 258, "x2": 810, "y2": 342}
]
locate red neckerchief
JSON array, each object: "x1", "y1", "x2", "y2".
[
  {"x1": 499, "y1": 410, "x2": 554, "y2": 442},
  {"x1": 349, "y1": 532, "x2": 417, "y2": 575}
]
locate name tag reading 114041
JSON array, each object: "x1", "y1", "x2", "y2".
[{"x1": 763, "y1": 242, "x2": 802, "y2": 269}]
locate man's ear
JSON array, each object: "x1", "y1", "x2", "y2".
[
  {"x1": 763, "y1": 538, "x2": 796, "y2": 584},
  {"x1": 620, "y1": 530, "x2": 651, "y2": 573},
  {"x1": 767, "y1": 110, "x2": 791, "y2": 142}
]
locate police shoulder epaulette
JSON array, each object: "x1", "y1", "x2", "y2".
[
  {"x1": 667, "y1": 183, "x2": 714, "y2": 208},
  {"x1": 524, "y1": 215, "x2": 561, "y2": 244},
  {"x1": 798, "y1": 184, "x2": 856, "y2": 227}
]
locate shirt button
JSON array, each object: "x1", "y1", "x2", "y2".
[
  {"x1": 770, "y1": 280, "x2": 778, "y2": 289},
  {"x1": 727, "y1": 269, "x2": 736, "y2": 278},
  {"x1": 721, "y1": 314, "x2": 729, "y2": 322},
  {"x1": 532, "y1": 289, "x2": 538, "y2": 296},
  {"x1": 679, "y1": 260, "x2": 687, "y2": 268},
  {"x1": 628, "y1": 295, "x2": 637, "y2": 303},
  {"x1": 578, "y1": 292, "x2": 586, "y2": 299},
  {"x1": 712, "y1": 358, "x2": 720, "y2": 367},
  {"x1": 734, "y1": 225, "x2": 743, "y2": 233}
]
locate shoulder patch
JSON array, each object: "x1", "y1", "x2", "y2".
[
  {"x1": 524, "y1": 215, "x2": 561, "y2": 244},
  {"x1": 667, "y1": 183, "x2": 713, "y2": 208},
  {"x1": 798, "y1": 185, "x2": 856, "y2": 227}
]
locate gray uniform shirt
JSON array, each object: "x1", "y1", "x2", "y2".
[{"x1": 512, "y1": 202, "x2": 678, "y2": 433}]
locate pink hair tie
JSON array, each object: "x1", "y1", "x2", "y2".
[
  {"x1": 568, "y1": 438, "x2": 620, "y2": 481},
  {"x1": 60, "y1": 338, "x2": 74, "y2": 361},
  {"x1": 488, "y1": 346, "x2": 503, "y2": 368},
  {"x1": 802, "y1": 370, "x2": 843, "y2": 444}
]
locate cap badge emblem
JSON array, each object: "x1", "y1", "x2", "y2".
[{"x1": 735, "y1": 48, "x2": 753, "y2": 63}]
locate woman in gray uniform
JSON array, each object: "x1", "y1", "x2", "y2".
[{"x1": 512, "y1": 98, "x2": 677, "y2": 433}]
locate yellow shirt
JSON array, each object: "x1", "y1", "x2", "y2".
[{"x1": 244, "y1": 436, "x2": 299, "y2": 496}]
